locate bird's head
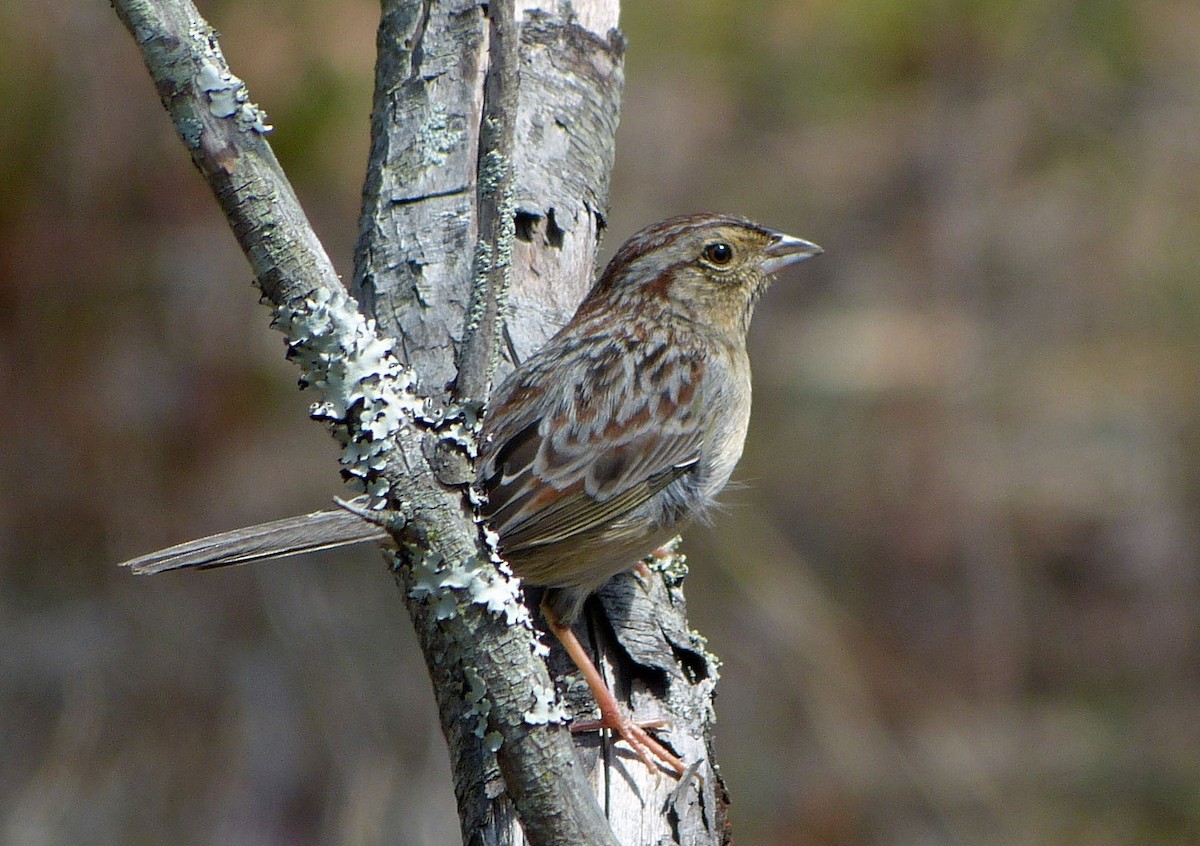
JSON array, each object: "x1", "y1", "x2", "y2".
[{"x1": 589, "y1": 214, "x2": 822, "y2": 336}]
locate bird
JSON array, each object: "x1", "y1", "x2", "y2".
[{"x1": 121, "y1": 213, "x2": 822, "y2": 774}]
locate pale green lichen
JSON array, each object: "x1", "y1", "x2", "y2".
[
  {"x1": 403, "y1": 538, "x2": 568, "y2": 737},
  {"x1": 473, "y1": 151, "x2": 516, "y2": 373},
  {"x1": 421, "y1": 104, "x2": 465, "y2": 167},
  {"x1": 271, "y1": 278, "x2": 565, "y2": 746},
  {"x1": 271, "y1": 285, "x2": 421, "y2": 507},
  {"x1": 647, "y1": 535, "x2": 689, "y2": 586},
  {"x1": 178, "y1": 117, "x2": 204, "y2": 148},
  {"x1": 408, "y1": 549, "x2": 461, "y2": 621},
  {"x1": 477, "y1": 147, "x2": 508, "y2": 193},
  {"x1": 194, "y1": 46, "x2": 272, "y2": 133},
  {"x1": 464, "y1": 666, "x2": 491, "y2": 738},
  {"x1": 524, "y1": 684, "x2": 569, "y2": 725},
  {"x1": 365, "y1": 476, "x2": 392, "y2": 501},
  {"x1": 409, "y1": 551, "x2": 527, "y2": 626},
  {"x1": 563, "y1": 675, "x2": 591, "y2": 700},
  {"x1": 419, "y1": 400, "x2": 480, "y2": 458}
]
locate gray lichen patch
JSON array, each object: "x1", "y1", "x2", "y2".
[
  {"x1": 420, "y1": 103, "x2": 467, "y2": 167},
  {"x1": 524, "y1": 683, "x2": 570, "y2": 725},
  {"x1": 195, "y1": 52, "x2": 271, "y2": 133},
  {"x1": 405, "y1": 543, "x2": 570, "y2": 742},
  {"x1": 271, "y1": 285, "x2": 420, "y2": 504}
]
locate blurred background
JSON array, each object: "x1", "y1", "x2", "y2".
[{"x1": 3, "y1": 0, "x2": 1199, "y2": 843}]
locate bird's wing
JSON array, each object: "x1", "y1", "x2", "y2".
[{"x1": 478, "y1": 341, "x2": 705, "y2": 554}]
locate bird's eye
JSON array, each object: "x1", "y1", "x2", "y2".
[{"x1": 702, "y1": 242, "x2": 734, "y2": 265}]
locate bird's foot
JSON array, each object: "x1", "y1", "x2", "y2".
[{"x1": 570, "y1": 711, "x2": 685, "y2": 775}]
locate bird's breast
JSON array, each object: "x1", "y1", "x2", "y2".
[{"x1": 695, "y1": 348, "x2": 753, "y2": 501}]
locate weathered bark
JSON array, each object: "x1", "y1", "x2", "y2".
[
  {"x1": 352, "y1": 1, "x2": 623, "y2": 396},
  {"x1": 113, "y1": 0, "x2": 728, "y2": 842}
]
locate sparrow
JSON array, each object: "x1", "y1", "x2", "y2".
[{"x1": 122, "y1": 213, "x2": 822, "y2": 774}]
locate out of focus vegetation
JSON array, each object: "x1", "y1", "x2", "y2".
[{"x1": 2, "y1": 0, "x2": 1198, "y2": 843}]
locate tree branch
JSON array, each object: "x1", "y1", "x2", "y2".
[
  {"x1": 112, "y1": 0, "x2": 332, "y2": 309},
  {"x1": 115, "y1": 0, "x2": 730, "y2": 842},
  {"x1": 112, "y1": 1, "x2": 617, "y2": 843}
]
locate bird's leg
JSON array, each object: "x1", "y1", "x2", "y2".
[{"x1": 543, "y1": 602, "x2": 686, "y2": 776}]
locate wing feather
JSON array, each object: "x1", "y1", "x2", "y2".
[{"x1": 478, "y1": 334, "x2": 704, "y2": 561}]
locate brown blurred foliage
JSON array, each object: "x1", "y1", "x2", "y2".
[{"x1": 3, "y1": 0, "x2": 1199, "y2": 843}]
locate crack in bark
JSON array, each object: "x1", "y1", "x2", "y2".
[
  {"x1": 407, "y1": 0, "x2": 434, "y2": 82},
  {"x1": 390, "y1": 184, "x2": 472, "y2": 207}
]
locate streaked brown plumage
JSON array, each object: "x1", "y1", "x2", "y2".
[
  {"x1": 477, "y1": 214, "x2": 820, "y2": 628},
  {"x1": 477, "y1": 213, "x2": 820, "y2": 773},
  {"x1": 120, "y1": 212, "x2": 822, "y2": 774}
]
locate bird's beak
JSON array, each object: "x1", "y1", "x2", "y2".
[{"x1": 762, "y1": 231, "x2": 823, "y2": 274}]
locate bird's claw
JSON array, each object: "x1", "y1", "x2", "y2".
[{"x1": 570, "y1": 712, "x2": 685, "y2": 775}]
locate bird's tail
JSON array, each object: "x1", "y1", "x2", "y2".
[{"x1": 119, "y1": 500, "x2": 389, "y2": 575}]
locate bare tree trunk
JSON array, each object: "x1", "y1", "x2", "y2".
[{"x1": 112, "y1": 0, "x2": 728, "y2": 843}]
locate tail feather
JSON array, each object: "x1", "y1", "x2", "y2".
[{"x1": 120, "y1": 505, "x2": 389, "y2": 575}]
